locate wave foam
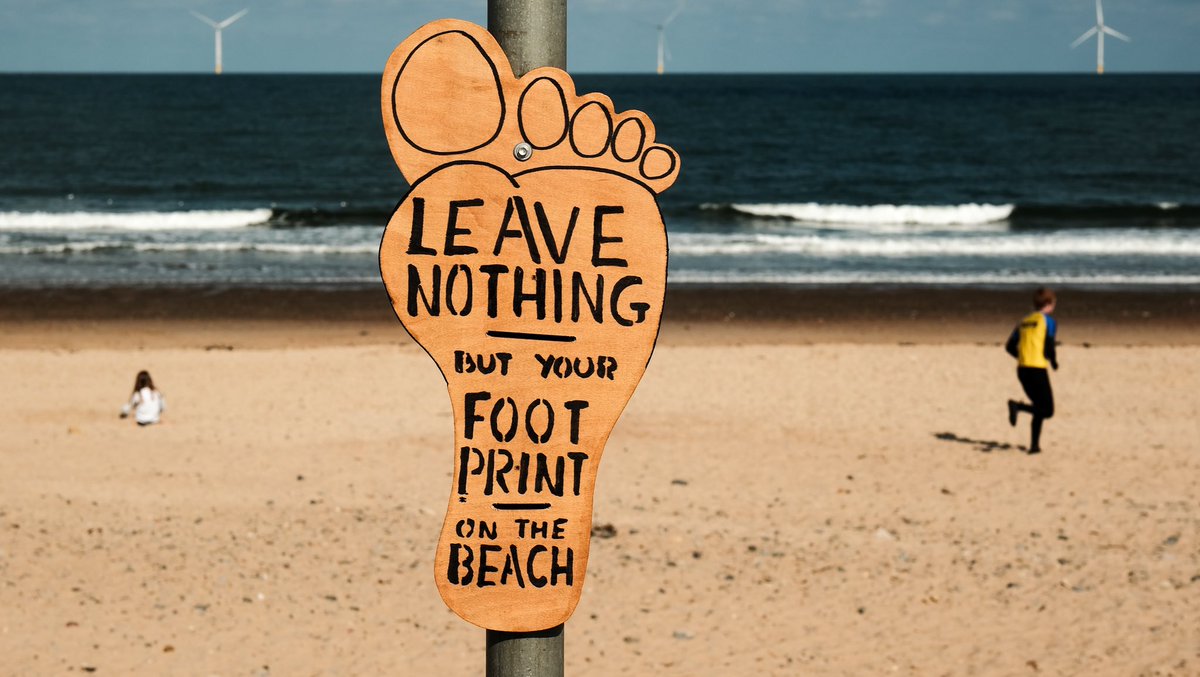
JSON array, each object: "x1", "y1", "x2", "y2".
[
  {"x1": 0, "y1": 241, "x2": 377, "y2": 256},
  {"x1": 669, "y1": 231, "x2": 1200, "y2": 258},
  {"x1": 0, "y1": 243, "x2": 115, "y2": 255},
  {"x1": 711, "y1": 203, "x2": 1015, "y2": 228},
  {"x1": 669, "y1": 270, "x2": 1200, "y2": 286},
  {"x1": 0, "y1": 209, "x2": 273, "y2": 231},
  {"x1": 132, "y1": 242, "x2": 377, "y2": 255}
]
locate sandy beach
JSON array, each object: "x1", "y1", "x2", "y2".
[{"x1": 1, "y1": 287, "x2": 1198, "y2": 676}]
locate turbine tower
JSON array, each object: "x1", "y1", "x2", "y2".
[
  {"x1": 656, "y1": 0, "x2": 686, "y2": 75},
  {"x1": 191, "y1": 8, "x2": 249, "y2": 75},
  {"x1": 1071, "y1": 0, "x2": 1130, "y2": 75}
]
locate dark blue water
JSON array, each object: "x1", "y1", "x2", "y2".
[{"x1": 2, "y1": 74, "x2": 1199, "y2": 287}]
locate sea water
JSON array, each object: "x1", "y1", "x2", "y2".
[{"x1": 1, "y1": 74, "x2": 1198, "y2": 288}]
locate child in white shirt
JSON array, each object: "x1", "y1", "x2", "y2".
[{"x1": 120, "y1": 370, "x2": 166, "y2": 426}]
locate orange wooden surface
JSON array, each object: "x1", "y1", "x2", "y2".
[{"x1": 379, "y1": 19, "x2": 679, "y2": 632}]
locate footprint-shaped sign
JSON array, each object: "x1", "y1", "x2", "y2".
[{"x1": 380, "y1": 19, "x2": 679, "y2": 632}]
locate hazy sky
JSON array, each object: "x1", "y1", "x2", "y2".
[{"x1": 1, "y1": 0, "x2": 1197, "y2": 73}]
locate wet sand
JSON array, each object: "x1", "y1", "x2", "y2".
[{"x1": 1, "y1": 286, "x2": 1197, "y2": 675}]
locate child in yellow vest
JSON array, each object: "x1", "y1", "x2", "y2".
[{"x1": 1005, "y1": 288, "x2": 1058, "y2": 454}]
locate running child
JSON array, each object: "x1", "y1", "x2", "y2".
[{"x1": 1005, "y1": 288, "x2": 1058, "y2": 454}]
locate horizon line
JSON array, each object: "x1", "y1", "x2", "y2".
[{"x1": 1, "y1": 69, "x2": 1198, "y2": 76}]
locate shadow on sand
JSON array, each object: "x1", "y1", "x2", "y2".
[{"x1": 933, "y1": 431, "x2": 1020, "y2": 454}]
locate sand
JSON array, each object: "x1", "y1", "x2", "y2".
[{"x1": 1, "y1": 287, "x2": 1198, "y2": 676}]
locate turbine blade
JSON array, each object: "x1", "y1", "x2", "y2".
[
  {"x1": 1103, "y1": 26, "x2": 1131, "y2": 42},
  {"x1": 190, "y1": 10, "x2": 218, "y2": 27},
  {"x1": 218, "y1": 8, "x2": 249, "y2": 28},
  {"x1": 1071, "y1": 27, "x2": 1098, "y2": 48},
  {"x1": 1096, "y1": 0, "x2": 1104, "y2": 25},
  {"x1": 663, "y1": 0, "x2": 687, "y2": 27}
]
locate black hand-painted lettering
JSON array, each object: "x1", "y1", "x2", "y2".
[
  {"x1": 499, "y1": 544, "x2": 527, "y2": 588},
  {"x1": 568, "y1": 452, "x2": 587, "y2": 495},
  {"x1": 490, "y1": 396, "x2": 518, "y2": 443},
  {"x1": 525, "y1": 399, "x2": 554, "y2": 444},
  {"x1": 445, "y1": 263, "x2": 473, "y2": 316},
  {"x1": 611, "y1": 275, "x2": 646, "y2": 327},
  {"x1": 564, "y1": 400, "x2": 589, "y2": 445},
  {"x1": 534, "y1": 201, "x2": 580, "y2": 265},
  {"x1": 479, "y1": 264, "x2": 509, "y2": 318},
  {"x1": 444, "y1": 199, "x2": 482, "y2": 255},
  {"x1": 550, "y1": 546, "x2": 574, "y2": 586},
  {"x1": 463, "y1": 392, "x2": 492, "y2": 440},
  {"x1": 535, "y1": 353, "x2": 555, "y2": 378},
  {"x1": 406, "y1": 197, "x2": 436, "y2": 255},
  {"x1": 491, "y1": 196, "x2": 541, "y2": 263},
  {"x1": 591, "y1": 206, "x2": 628, "y2": 267},
  {"x1": 512, "y1": 266, "x2": 547, "y2": 320},
  {"x1": 571, "y1": 271, "x2": 604, "y2": 323},
  {"x1": 477, "y1": 544, "x2": 501, "y2": 587},
  {"x1": 406, "y1": 263, "x2": 441, "y2": 317},
  {"x1": 527, "y1": 545, "x2": 548, "y2": 588},
  {"x1": 448, "y1": 543, "x2": 474, "y2": 585}
]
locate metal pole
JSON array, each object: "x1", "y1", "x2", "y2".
[
  {"x1": 484, "y1": 1, "x2": 567, "y2": 675},
  {"x1": 486, "y1": 624, "x2": 564, "y2": 677},
  {"x1": 487, "y1": 0, "x2": 567, "y2": 76}
]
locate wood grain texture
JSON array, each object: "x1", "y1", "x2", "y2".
[{"x1": 379, "y1": 19, "x2": 679, "y2": 632}]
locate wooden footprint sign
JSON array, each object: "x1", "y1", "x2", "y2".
[{"x1": 379, "y1": 19, "x2": 679, "y2": 632}]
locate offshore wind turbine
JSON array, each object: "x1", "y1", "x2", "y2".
[
  {"x1": 1071, "y1": 0, "x2": 1130, "y2": 75},
  {"x1": 656, "y1": 0, "x2": 686, "y2": 75},
  {"x1": 191, "y1": 8, "x2": 249, "y2": 75}
]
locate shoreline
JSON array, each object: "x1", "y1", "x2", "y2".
[{"x1": 1, "y1": 285, "x2": 1197, "y2": 348}]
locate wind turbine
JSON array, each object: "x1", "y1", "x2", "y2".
[
  {"x1": 656, "y1": 0, "x2": 686, "y2": 75},
  {"x1": 191, "y1": 8, "x2": 249, "y2": 75},
  {"x1": 1071, "y1": 0, "x2": 1130, "y2": 75}
]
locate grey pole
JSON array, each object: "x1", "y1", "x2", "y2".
[
  {"x1": 486, "y1": 624, "x2": 564, "y2": 677},
  {"x1": 484, "y1": 1, "x2": 567, "y2": 675},
  {"x1": 487, "y1": 0, "x2": 567, "y2": 75}
]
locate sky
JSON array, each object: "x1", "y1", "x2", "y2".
[{"x1": 0, "y1": 0, "x2": 1197, "y2": 74}]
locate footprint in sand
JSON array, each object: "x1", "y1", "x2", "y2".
[{"x1": 378, "y1": 19, "x2": 679, "y2": 632}]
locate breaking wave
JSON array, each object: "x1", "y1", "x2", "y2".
[
  {"x1": 707, "y1": 203, "x2": 1014, "y2": 228},
  {"x1": 670, "y1": 271, "x2": 1200, "y2": 286},
  {"x1": 668, "y1": 230, "x2": 1200, "y2": 258},
  {"x1": 0, "y1": 209, "x2": 275, "y2": 231},
  {"x1": 0, "y1": 241, "x2": 377, "y2": 256},
  {"x1": 701, "y1": 202, "x2": 1200, "y2": 230}
]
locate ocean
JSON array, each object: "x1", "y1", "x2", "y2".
[{"x1": 2, "y1": 73, "x2": 1198, "y2": 289}]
